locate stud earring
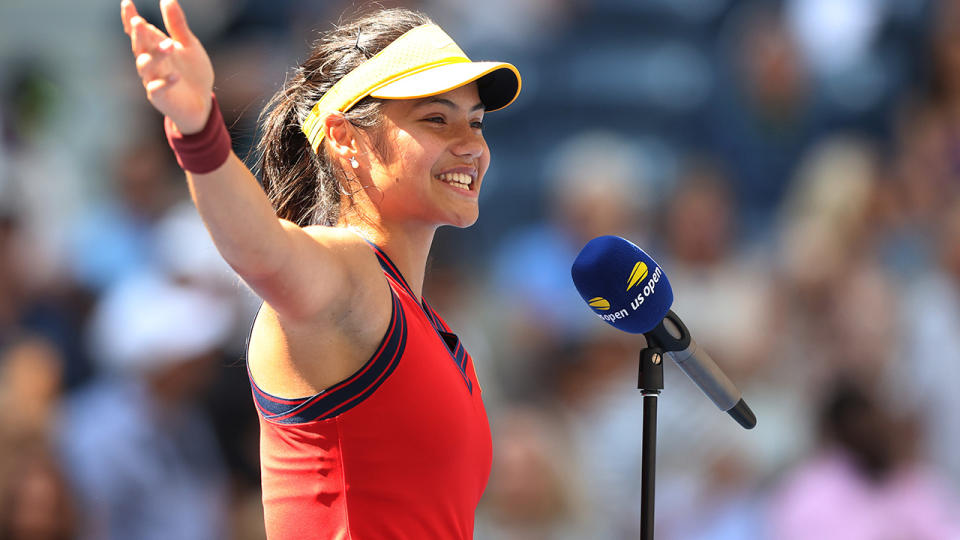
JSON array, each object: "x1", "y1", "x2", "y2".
[{"x1": 349, "y1": 156, "x2": 359, "y2": 169}]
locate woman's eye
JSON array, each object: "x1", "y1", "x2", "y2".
[{"x1": 422, "y1": 116, "x2": 482, "y2": 130}]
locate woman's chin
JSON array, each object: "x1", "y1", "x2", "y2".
[{"x1": 445, "y1": 209, "x2": 479, "y2": 229}]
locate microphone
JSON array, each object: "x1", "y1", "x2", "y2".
[{"x1": 571, "y1": 235, "x2": 756, "y2": 429}]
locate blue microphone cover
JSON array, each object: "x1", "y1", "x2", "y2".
[{"x1": 571, "y1": 236, "x2": 674, "y2": 334}]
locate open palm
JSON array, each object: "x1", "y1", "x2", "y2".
[{"x1": 121, "y1": 0, "x2": 214, "y2": 134}]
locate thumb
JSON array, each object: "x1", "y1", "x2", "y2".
[{"x1": 160, "y1": 0, "x2": 195, "y2": 44}]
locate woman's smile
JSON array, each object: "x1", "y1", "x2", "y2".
[{"x1": 435, "y1": 166, "x2": 478, "y2": 195}]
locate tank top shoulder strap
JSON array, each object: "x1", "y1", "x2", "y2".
[{"x1": 363, "y1": 239, "x2": 421, "y2": 301}]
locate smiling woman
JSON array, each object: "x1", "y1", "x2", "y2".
[{"x1": 120, "y1": 1, "x2": 520, "y2": 538}]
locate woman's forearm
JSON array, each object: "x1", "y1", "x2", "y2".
[{"x1": 185, "y1": 152, "x2": 292, "y2": 281}]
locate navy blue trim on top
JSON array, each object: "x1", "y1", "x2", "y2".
[
  {"x1": 365, "y1": 240, "x2": 416, "y2": 299},
  {"x1": 367, "y1": 242, "x2": 473, "y2": 393},
  {"x1": 421, "y1": 298, "x2": 446, "y2": 330},
  {"x1": 249, "y1": 286, "x2": 407, "y2": 424},
  {"x1": 425, "y1": 299, "x2": 469, "y2": 372}
]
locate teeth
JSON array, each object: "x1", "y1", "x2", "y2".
[{"x1": 436, "y1": 172, "x2": 473, "y2": 190}]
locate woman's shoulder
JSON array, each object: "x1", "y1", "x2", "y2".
[
  {"x1": 251, "y1": 223, "x2": 387, "y2": 323},
  {"x1": 301, "y1": 224, "x2": 366, "y2": 248},
  {"x1": 300, "y1": 225, "x2": 383, "y2": 276}
]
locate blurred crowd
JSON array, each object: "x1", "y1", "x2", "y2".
[{"x1": 2, "y1": 0, "x2": 960, "y2": 538}]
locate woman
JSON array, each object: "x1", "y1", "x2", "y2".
[{"x1": 120, "y1": 1, "x2": 521, "y2": 538}]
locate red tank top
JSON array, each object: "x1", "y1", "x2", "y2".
[{"x1": 248, "y1": 243, "x2": 492, "y2": 539}]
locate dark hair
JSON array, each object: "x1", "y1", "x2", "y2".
[
  {"x1": 256, "y1": 8, "x2": 433, "y2": 227},
  {"x1": 818, "y1": 377, "x2": 900, "y2": 482}
]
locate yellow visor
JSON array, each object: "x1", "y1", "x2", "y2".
[{"x1": 301, "y1": 24, "x2": 522, "y2": 153}]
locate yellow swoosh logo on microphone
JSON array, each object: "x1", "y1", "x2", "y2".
[
  {"x1": 588, "y1": 297, "x2": 610, "y2": 311},
  {"x1": 627, "y1": 261, "x2": 649, "y2": 292}
]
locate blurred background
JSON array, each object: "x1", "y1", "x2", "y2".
[{"x1": 2, "y1": 0, "x2": 960, "y2": 538}]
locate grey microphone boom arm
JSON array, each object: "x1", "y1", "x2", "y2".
[{"x1": 644, "y1": 311, "x2": 757, "y2": 429}]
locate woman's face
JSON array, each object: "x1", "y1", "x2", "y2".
[{"x1": 360, "y1": 82, "x2": 490, "y2": 228}]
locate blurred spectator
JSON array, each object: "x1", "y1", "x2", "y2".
[
  {"x1": 786, "y1": 0, "x2": 883, "y2": 80},
  {"x1": 0, "y1": 211, "x2": 25, "y2": 334},
  {"x1": 706, "y1": 2, "x2": 827, "y2": 236},
  {"x1": 875, "y1": 103, "x2": 957, "y2": 277},
  {"x1": 785, "y1": 0, "x2": 901, "y2": 116},
  {"x1": 0, "y1": 337, "x2": 64, "y2": 441},
  {"x1": 892, "y1": 199, "x2": 960, "y2": 488},
  {"x1": 659, "y1": 453, "x2": 766, "y2": 540},
  {"x1": 57, "y1": 272, "x2": 234, "y2": 540},
  {"x1": 476, "y1": 406, "x2": 587, "y2": 540},
  {"x1": 873, "y1": 7, "x2": 960, "y2": 277},
  {"x1": 653, "y1": 160, "x2": 776, "y2": 540},
  {"x1": 0, "y1": 203, "x2": 92, "y2": 389},
  {"x1": 779, "y1": 135, "x2": 879, "y2": 251},
  {"x1": 486, "y1": 130, "x2": 653, "y2": 396},
  {"x1": 0, "y1": 335, "x2": 75, "y2": 540},
  {"x1": 152, "y1": 199, "x2": 245, "y2": 296},
  {"x1": 774, "y1": 135, "x2": 894, "y2": 387},
  {"x1": 660, "y1": 159, "x2": 774, "y2": 376},
  {"x1": 67, "y1": 137, "x2": 183, "y2": 293},
  {"x1": 762, "y1": 136, "x2": 897, "y2": 503},
  {"x1": 0, "y1": 60, "x2": 80, "y2": 287},
  {"x1": 538, "y1": 327, "x2": 647, "y2": 539},
  {"x1": 768, "y1": 377, "x2": 960, "y2": 539},
  {"x1": 0, "y1": 435, "x2": 77, "y2": 540},
  {"x1": 928, "y1": 2, "x2": 960, "y2": 122}
]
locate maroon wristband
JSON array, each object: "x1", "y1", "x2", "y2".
[{"x1": 164, "y1": 95, "x2": 232, "y2": 174}]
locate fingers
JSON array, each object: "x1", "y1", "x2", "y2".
[
  {"x1": 135, "y1": 40, "x2": 174, "y2": 82},
  {"x1": 140, "y1": 47, "x2": 180, "y2": 96},
  {"x1": 160, "y1": 0, "x2": 195, "y2": 45},
  {"x1": 121, "y1": 0, "x2": 138, "y2": 35},
  {"x1": 145, "y1": 75, "x2": 179, "y2": 96},
  {"x1": 130, "y1": 15, "x2": 169, "y2": 57}
]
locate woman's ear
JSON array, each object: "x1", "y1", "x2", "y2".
[{"x1": 322, "y1": 112, "x2": 358, "y2": 160}]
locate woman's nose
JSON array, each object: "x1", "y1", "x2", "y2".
[{"x1": 450, "y1": 124, "x2": 484, "y2": 159}]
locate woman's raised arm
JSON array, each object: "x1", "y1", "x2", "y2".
[{"x1": 120, "y1": 0, "x2": 364, "y2": 320}]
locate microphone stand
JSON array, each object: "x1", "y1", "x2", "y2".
[
  {"x1": 636, "y1": 310, "x2": 756, "y2": 538},
  {"x1": 638, "y1": 312, "x2": 689, "y2": 540},
  {"x1": 637, "y1": 343, "x2": 664, "y2": 540}
]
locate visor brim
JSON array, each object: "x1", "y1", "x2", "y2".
[{"x1": 370, "y1": 61, "x2": 521, "y2": 112}]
